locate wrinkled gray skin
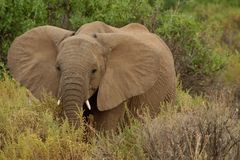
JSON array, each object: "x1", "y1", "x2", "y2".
[{"x1": 7, "y1": 21, "x2": 176, "y2": 131}]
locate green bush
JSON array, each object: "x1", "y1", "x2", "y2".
[
  {"x1": 70, "y1": 0, "x2": 152, "y2": 29},
  {"x1": 0, "y1": 0, "x2": 238, "y2": 91},
  {"x1": 0, "y1": 62, "x2": 5, "y2": 80},
  {"x1": 0, "y1": 0, "x2": 47, "y2": 61},
  {"x1": 196, "y1": 0, "x2": 240, "y2": 7},
  {"x1": 222, "y1": 54, "x2": 240, "y2": 85},
  {"x1": 0, "y1": 0, "x2": 153, "y2": 63},
  {"x1": 156, "y1": 11, "x2": 226, "y2": 75}
]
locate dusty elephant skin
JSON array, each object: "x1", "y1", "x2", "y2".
[{"x1": 7, "y1": 21, "x2": 176, "y2": 131}]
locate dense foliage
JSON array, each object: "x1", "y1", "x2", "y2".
[{"x1": 1, "y1": 0, "x2": 240, "y2": 93}]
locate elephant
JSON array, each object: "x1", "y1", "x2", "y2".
[{"x1": 7, "y1": 21, "x2": 176, "y2": 131}]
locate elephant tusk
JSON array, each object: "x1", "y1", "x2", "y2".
[
  {"x1": 57, "y1": 98, "x2": 61, "y2": 106},
  {"x1": 85, "y1": 100, "x2": 91, "y2": 110}
]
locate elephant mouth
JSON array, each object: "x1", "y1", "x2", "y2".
[{"x1": 82, "y1": 90, "x2": 98, "y2": 120}]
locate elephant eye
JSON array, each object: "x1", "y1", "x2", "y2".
[
  {"x1": 56, "y1": 64, "x2": 61, "y2": 71},
  {"x1": 91, "y1": 69, "x2": 97, "y2": 74}
]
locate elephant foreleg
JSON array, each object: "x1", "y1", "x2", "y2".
[{"x1": 92, "y1": 103, "x2": 125, "y2": 131}]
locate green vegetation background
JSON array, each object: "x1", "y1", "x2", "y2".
[
  {"x1": 1, "y1": 0, "x2": 240, "y2": 91},
  {"x1": 0, "y1": 0, "x2": 240, "y2": 159}
]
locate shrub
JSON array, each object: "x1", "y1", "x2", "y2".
[
  {"x1": 92, "y1": 122, "x2": 145, "y2": 160},
  {"x1": 0, "y1": 75, "x2": 92, "y2": 159},
  {"x1": 221, "y1": 15, "x2": 240, "y2": 52},
  {"x1": 141, "y1": 100, "x2": 240, "y2": 159},
  {"x1": 0, "y1": 0, "x2": 47, "y2": 62},
  {"x1": 222, "y1": 54, "x2": 240, "y2": 85},
  {"x1": 156, "y1": 10, "x2": 226, "y2": 76},
  {"x1": 70, "y1": 0, "x2": 152, "y2": 29},
  {"x1": 0, "y1": 0, "x2": 154, "y2": 73},
  {"x1": 196, "y1": 0, "x2": 240, "y2": 7},
  {"x1": 1, "y1": 73, "x2": 240, "y2": 159}
]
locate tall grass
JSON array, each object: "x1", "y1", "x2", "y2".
[
  {"x1": 0, "y1": 75, "x2": 92, "y2": 159},
  {"x1": 0, "y1": 75, "x2": 240, "y2": 159}
]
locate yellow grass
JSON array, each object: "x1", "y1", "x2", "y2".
[{"x1": 0, "y1": 75, "x2": 240, "y2": 159}]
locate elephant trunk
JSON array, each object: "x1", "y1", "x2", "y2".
[
  {"x1": 59, "y1": 74, "x2": 87, "y2": 127},
  {"x1": 62, "y1": 90, "x2": 83, "y2": 127},
  {"x1": 57, "y1": 45, "x2": 93, "y2": 127}
]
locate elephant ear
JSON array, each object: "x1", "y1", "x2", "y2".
[
  {"x1": 7, "y1": 26, "x2": 73, "y2": 99},
  {"x1": 96, "y1": 33, "x2": 159, "y2": 111}
]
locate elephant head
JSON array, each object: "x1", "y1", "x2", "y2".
[{"x1": 7, "y1": 21, "x2": 160, "y2": 127}]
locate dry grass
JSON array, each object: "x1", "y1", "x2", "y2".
[
  {"x1": 141, "y1": 100, "x2": 240, "y2": 159},
  {"x1": 0, "y1": 75, "x2": 240, "y2": 159},
  {"x1": 0, "y1": 75, "x2": 92, "y2": 160}
]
